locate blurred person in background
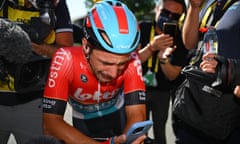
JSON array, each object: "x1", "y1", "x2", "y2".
[
  {"x1": 173, "y1": 0, "x2": 240, "y2": 143},
  {"x1": 138, "y1": 0, "x2": 188, "y2": 143}
]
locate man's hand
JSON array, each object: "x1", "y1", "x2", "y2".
[
  {"x1": 158, "y1": 47, "x2": 175, "y2": 59},
  {"x1": 234, "y1": 85, "x2": 240, "y2": 98},
  {"x1": 32, "y1": 43, "x2": 56, "y2": 58},
  {"x1": 189, "y1": 0, "x2": 204, "y2": 8},
  {"x1": 150, "y1": 34, "x2": 173, "y2": 52},
  {"x1": 138, "y1": 33, "x2": 173, "y2": 63},
  {"x1": 200, "y1": 53, "x2": 218, "y2": 74},
  {"x1": 112, "y1": 134, "x2": 146, "y2": 144}
]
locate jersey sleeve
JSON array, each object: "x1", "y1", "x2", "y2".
[
  {"x1": 55, "y1": 0, "x2": 73, "y2": 33},
  {"x1": 44, "y1": 48, "x2": 73, "y2": 101},
  {"x1": 123, "y1": 52, "x2": 146, "y2": 105},
  {"x1": 123, "y1": 52, "x2": 145, "y2": 93}
]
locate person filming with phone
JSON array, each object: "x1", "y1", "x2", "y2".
[
  {"x1": 42, "y1": 1, "x2": 148, "y2": 144},
  {"x1": 137, "y1": 0, "x2": 188, "y2": 143}
]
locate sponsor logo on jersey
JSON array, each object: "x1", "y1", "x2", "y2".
[{"x1": 80, "y1": 74, "x2": 88, "y2": 83}]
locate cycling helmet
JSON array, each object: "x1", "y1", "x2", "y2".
[{"x1": 83, "y1": 0, "x2": 140, "y2": 54}]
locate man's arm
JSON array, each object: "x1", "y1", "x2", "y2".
[
  {"x1": 234, "y1": 85, "x2": 240, "y2": 97},
  {"x1": 182, "y1": 0, "x2": 204, "y2": 50},
  {"x1": 43, "y1": 113, "x2": 100, "y2": 144},
  {"x1": 32, "y1": 32, "x2": 73, "y2": 57},
  {"x1": 160, "y1": 61, "x2": 182, "y2": 81},
  {"x1": 32, "y1": 0, "x2": 73, "y2": 58},
  {"x1": 123, "y1": 104, "x2": 146, "y2": 133},
  {"x1": 43, "y1": 108, "x2": 147, "y2": 144}
]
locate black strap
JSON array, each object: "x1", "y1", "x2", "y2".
[
  {"x1": 199, "y1": 0, "x2": 237, "y2": 26},
  {"x1": 2, "y1": 0, "x2": 8, "y2": 18},
  {"x1": 199, "y1": 0, "x2": 216, "y2": 22},
  {"x1": 213, "y1": 0, "x2": 227, "y2": 24},
  {"x1": 191, "y1": 0, "x2": 237, "y2": 65},
  {"x1": 212, "y1": 0, "x2": 238, "y2": 25}
]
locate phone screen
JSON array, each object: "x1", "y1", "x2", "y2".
[{"x1": 163, "y1": 22, "x2": 177, "y2": 46}]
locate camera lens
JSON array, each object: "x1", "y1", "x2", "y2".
[{"x1": 19, "y1": 61, "x2": 44, "y2": 85}]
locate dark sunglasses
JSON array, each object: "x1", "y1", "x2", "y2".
[{"x1": 156, "y1": 8, "x2": 181, "y2": 30}]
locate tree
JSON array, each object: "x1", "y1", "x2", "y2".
[
  {"x1": 121, "y1": 0, "x2": 156, "y2": 20},
  {"x1": 84, "y1": 0, "x2": 156, "y2": 21}
]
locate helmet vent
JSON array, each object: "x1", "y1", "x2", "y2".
[
  {"x1": 106, "y1": 1, "x2": 123, "y2": 7},
  {"x1": 98, "y1": 29, "x2": 113, "y2": 48},
  {"x1": 106, "y1": 1, "x2": 113, "y2": 6},
  {"x1": 115, "y1": 2, "x2": 123, "y2": 6}
]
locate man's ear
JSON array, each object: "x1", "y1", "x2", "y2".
[
  {"x1": 82, "y1": 37, "x2": 87, "y2": 46},
  {"x1": 82, "y1": 38, "x2": 90, "y2": 55}
]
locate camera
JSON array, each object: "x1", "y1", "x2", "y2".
[
  {"x1": 0, "y1": 0, "x2": 55, "y2": 93},
  {"x1": 18, "y1": 17, "x2": 54, "y2": 44},
  {"x1": 212, "y1": 56, "x2": 240, "y2": 90},
  {"x1": 1, "y1": 0, "x2": 56, "y2": 44},
  {"x1": 14, "y1": 54, "x2": 51, "y2": 94}
]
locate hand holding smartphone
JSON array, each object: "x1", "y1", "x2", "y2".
[
  {"x1": 163, "y1": 22, "x2": 177, "y2": 47},
  {"x1": 126, "y1": 120, "x2": 153, "y2": 144}
]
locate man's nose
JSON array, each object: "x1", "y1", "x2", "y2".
[{"x1": 108, "y1": 65, "x2": 121, "y2": 79}]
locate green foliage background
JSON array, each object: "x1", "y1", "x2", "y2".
[{"x1": 84, "y1": 0, "x2": 157, "y2": 21}]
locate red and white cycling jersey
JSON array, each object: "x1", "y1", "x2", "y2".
[{"x1": 43, "y1": 47, "x2": 146, "y2": 119}]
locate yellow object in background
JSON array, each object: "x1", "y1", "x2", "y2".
[{"x1": 94, "y1": 0, "x2": 102, "y2": 4}]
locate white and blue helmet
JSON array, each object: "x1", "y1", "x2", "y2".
[{"x1": 84, "y1": 0, "x2": 140, "y2": 54}]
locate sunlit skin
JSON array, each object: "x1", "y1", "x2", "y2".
[
  {"x1": 200, "y1": 53, "x2": 218, "y2": 73},
  {"x1": 200, "y1": 53, "x2": 240, "y2": 98},
  {"x1": 234, "y1": 85, "x2": 240, "y2": 97},
  {"x1": 87, "y1": 47, "x2": 130, "y2": 83},
  {"x1": 24, "y1": 0, "x2": 73, "y2": 58}
]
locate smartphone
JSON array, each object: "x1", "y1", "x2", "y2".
[
  {"x1": 163, "y1": 22, "x2": 177, "y2": 47},
  {"x1": 126, "y1": 120, "x2": 153, "y2": 144}
]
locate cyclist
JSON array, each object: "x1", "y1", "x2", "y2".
[{"x1": 43, "y1": 1, "x2": 146, "y2": 144}]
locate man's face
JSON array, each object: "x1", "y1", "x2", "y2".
[
  {"x1": 88, "y1": 48, "x2": 130, "y2": 83},
  {"x1": 155, "y1": 0, "x2": 184, "y2": 32}
]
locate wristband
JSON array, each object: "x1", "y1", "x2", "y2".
[
  {"x1": 110, "y1": 137, "x2": 114, "y2": 144},
  {"x1": 100, "y1": 139, "x2": 110, "y2": 144},
  {"x1": 100, "y1": 137, "x2": 114, "y2": 144},
  {"x1": 160, "y1": 58, "x2": 169, "y2": 64},
  {"x1": 147, "y1": 43, "x2": 155, "y2": 53}
]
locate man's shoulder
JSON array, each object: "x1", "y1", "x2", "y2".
[{"x1": 54, "y1": 46, "x2": 83, "y2": 58}]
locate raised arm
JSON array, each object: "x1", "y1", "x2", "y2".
[{"x1": 182, "y1": 0, "x2": 204, "y2": 49}]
